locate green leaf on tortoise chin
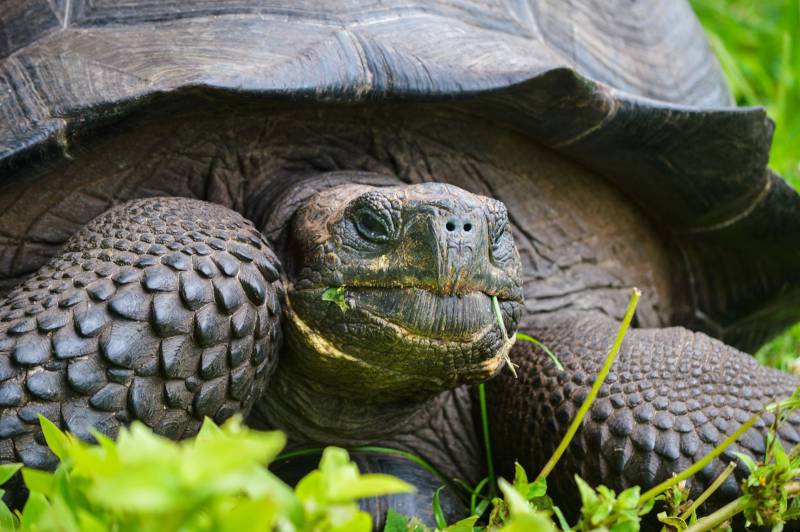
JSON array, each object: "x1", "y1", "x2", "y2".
[{"x1": 322, "y1": 286, "x2": 350, "y2": 312}]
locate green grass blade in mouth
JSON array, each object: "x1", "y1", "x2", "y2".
[{"x1": 492, "y1": 295, "x2": 518, "y2": 378}]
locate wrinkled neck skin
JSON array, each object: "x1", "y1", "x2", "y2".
[
  {"x1": 252, "y1": 363, "x2": 487, "y2": 484},
  {"x1": 259, "y1": 359, "x2": 444, "y2": 445},
  {"x1": 252, "y1": 348, "x2": 488, "y2": 485}
]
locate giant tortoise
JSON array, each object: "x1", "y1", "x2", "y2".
[{"x1": 1, "y1": 0, "x2": 800, "y2": 527}]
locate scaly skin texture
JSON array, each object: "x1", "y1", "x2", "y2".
[
  {"x1": 488, "y1": 312, "x2": 800, "y2": 515},
  {"x1": 0, "y1": 198, "x2": 283, "y2": 468}
]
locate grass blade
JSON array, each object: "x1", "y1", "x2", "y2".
[
  {"x1": 433, "y1": 486, "x2": 447, "y2": 529},
  {"x1": 478, "y1": 384, "x2": 496, "y2": 496},
  {"x1": 516, "y1": 333, "x2": 563, "y2": 371},
  {"x1": 492, "y1": 295, "x2": 517, "y2": 377},
  {"x1": 535, "y1": 288, "x2": 640, "y2": 482},
  {"x1": 680, "y1": 461, "x2": 736, "y2": 521}
]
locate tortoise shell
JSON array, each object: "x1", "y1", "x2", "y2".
[{"x1": 0, "y1": 0, "x2": 797, "y2": 351}]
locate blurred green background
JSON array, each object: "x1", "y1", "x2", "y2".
[{"x1": 690, "y1": 0, "x2": 800, "y2": 369}]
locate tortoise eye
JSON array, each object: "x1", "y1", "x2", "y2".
[{"x1": 355, "y1": 209, "x2": 391, "y2": 242}]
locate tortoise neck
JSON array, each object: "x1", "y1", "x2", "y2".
[{"x1": 253, "y1": 362, "x2": 436, "y2": 445}]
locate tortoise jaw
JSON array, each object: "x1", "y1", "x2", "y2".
[{"x1": 284, "y1": 283, "x2": 521, "y2": 395}]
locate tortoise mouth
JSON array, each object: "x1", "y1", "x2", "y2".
[
  {"x1": 348, "y1": 287, "x2": 514, "y2": 340},
  {"x1": 285, "y1": 284, "x2": 522, "y2": 393},
  {"x1": 293, "y1": 285, "x2": 520, "y2": 342}
]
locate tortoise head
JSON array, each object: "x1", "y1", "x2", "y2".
[{"x1": 282, "y1": 181, "x2": 523, "y2": 401}]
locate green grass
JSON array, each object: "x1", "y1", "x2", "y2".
[
  {"x1": 691, "y1": 0, "x2": 799, "y2": 185},
  {"x1": 690, "y1": 0, "x2": 800, "y2": 368}
]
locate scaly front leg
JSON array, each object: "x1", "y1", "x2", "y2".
[
  {"x1": 0, "y1": 198, "x2": 283, "y2": 469},
  {"x1": 487, "y1": 312, "x2": 800, "y2": 514}
]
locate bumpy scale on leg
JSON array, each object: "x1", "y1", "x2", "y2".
[
  {"x1": 488, "y1": 313, "x2": 800, "y2": 511},
  {"x1": 0, "y1": 198, "x2": 283, "y2": 468}
]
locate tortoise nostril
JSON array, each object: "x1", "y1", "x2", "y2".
[
  {"x1": 446, "y1": 221, "x2": 456, "y2": 232},
  {"x1": 463, "y1": 223, "x2": 472, "y2": 232}
]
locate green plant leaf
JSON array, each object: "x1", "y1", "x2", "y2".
[
  {"x1": 383, "y1": 509, "x2": 431, "y2": 532},
  {"x1": 617, "y1": 486, "x2": 641, "y2": 509},
  {"x1": 76, "y1": 510, "x2": 107, "y2": 532},
  {"x1": 497, "y1": 479, "x2": 557, "y2": 531},
  {"x1": 384, "y1": 509, "x2": 413, "y2": 532},
  {"x1": 492, "y1": 295, "x2": 517, "y2": 377},
  {"x1": 512, "y1": 462, "x2": 528, "y2": 491},
  {"x1": 516, "y1": 333, "x2": 564, "y2": 371},
  {"x1": 330, "y1": 510, "x2": 372, "y2": 532},
  {"x1": 38, "y1": 414, "x2": 70, "y2": 461},
  {"x1": 22, "y1": 468, "x2": 55, "y2": 498},
  {"x1": 528, "y1": 479, "x2": 547, "y2": 500},
  {"x1": 575, "y1": 476, "x2": 598, "y2": 508},
  {"x1": 500, "y1": 513, "x2": 557, "y2": 532},
  {"x1": 0, "y1": 492, "x2": 17, "y2": 532},
  {"x1": 443, "y1": 516, "x2": 478, "y2": 531},
  {"x1": 20, "y1": 491, "x2": 50, "y2": 530},
  {"x1": 196, "y1": 415, "x2": 225, "y2": 441},
  {"x1": 498, "y1": 478, "x2": 530, "y2": 517},
  {"x1": 658, "y1": 511, "x2": 688, "y2": 530},
  {"x1": 217, "y1": 498, "x2": 280, "y2": 532},
  {"x1": 336, "y1": 475, "x2": 415, "y2": 501},
  {"x1": 551, "y1": 505, "x2": 570, "y2": 531},
  {"x1": 433, "y1": 486, "x2": 447, "y2": 529},
  {"x1": 0, "y1": 463, "x2": 21, "y2": 486},
  {"x1": 322, "y1": 286, "x2": 349, "y2": 312}
]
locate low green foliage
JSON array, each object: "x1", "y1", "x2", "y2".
[
  {"x1": 757, "y1": 323, "x2": 800, "y2": 373},
  {"x1": 0, "y1": 416, "x2": 412, "y2": 531},
  {"x1": 572, "y1": 478, "x2": 653, "y2": 532},
  {"x1": 384, "y1": 509, "x2": 478, "y2": 532},
  {"x1": 656, "y1": 462, "x2": 737, "y2": 530},
  {"x1": 384, "y1": 462, "x2": 556, "y2": 532},
  {"x1": 494, "y1": 477, "x2": 556, "y2": 532},
  {"x1": 736, "y1": 434, "x2": 800, "y2": 528},
  {"x1": 388, "y1": 419, "x2": 800, "y2": 531},
  {"x1": 488, "y1": 463, "x2": 564, "y2": 531}
]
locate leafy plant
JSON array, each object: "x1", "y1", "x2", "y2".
[
  {"x1": 321, "y1": 287, "x2": 350, "y2": 312},
  {"x1": 494, "y1": 478, "x2": 556, "y2": 532},
  {"x1": 572, "y1": 478, "x2": 653, "y2": 532},
  {"x1": 736, "y1": 434, "x2": 798, "y2": 528},
  {"x1": 0, "y1": 416, "x2": 412, "y2": 531}
]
